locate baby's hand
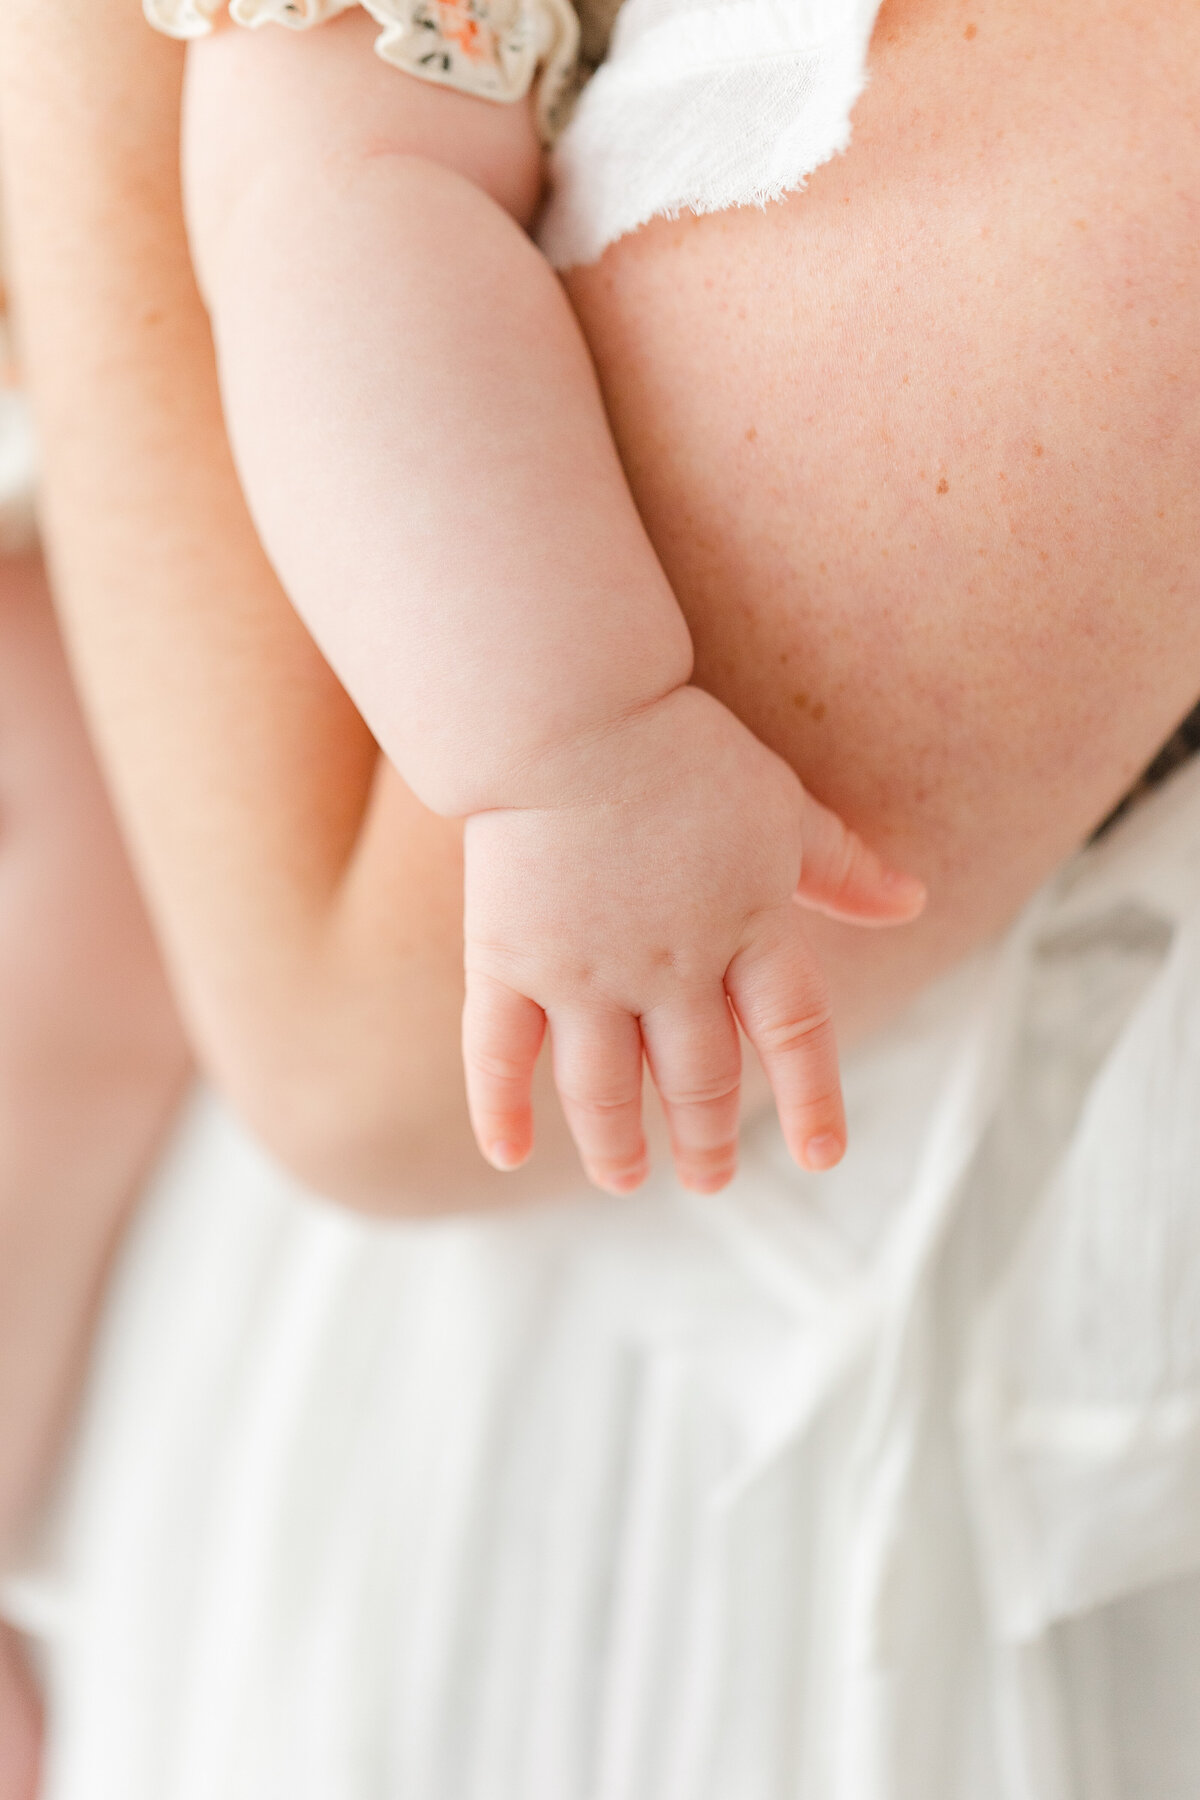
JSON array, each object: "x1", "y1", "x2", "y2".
[{"x1": 462, "y1": 686, "x2": 925, "y2": 1194}]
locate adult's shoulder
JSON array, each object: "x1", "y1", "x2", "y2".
[{"x1": 565, "y1": 0, "x2": 1200, "y2": 1039}]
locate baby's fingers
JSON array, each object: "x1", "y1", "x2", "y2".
[
  {"x1": 550, "y1": 1008, "x2": 648, "y2": 1196},
  {"x1": 463, "y1": 971, "x2": 546, "y2": 1171},
  {"x1": 641, "y1": 992, "x2": 742, "y2": 1193},
  {"x1": 795, "y1": 789, "x2": 926, "y2": 924},
  {"x1": 726, "y1": 921, "x2": 846, "y2": 1173}
]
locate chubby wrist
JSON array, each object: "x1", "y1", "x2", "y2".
[
  {"x1": 404, "y1": 613, "x2": 694, "y2": 817},
  {"x1": 466, "y1": 681, "x2": 746, "y2": 816}
]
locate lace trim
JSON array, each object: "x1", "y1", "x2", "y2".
[{"x1": 146, "y1": 0, "x2": 580, "y2": 138}]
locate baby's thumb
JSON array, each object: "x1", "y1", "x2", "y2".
[{"x1": 794, "y1": 790, "x2": 926, "y2": 924}]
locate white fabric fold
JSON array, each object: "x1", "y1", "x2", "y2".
[
  {"x1": 539, "y1": 0, "x2": 881, "y2": 265},
  {"x1": 963, "y1": 901, "x2": 1200, "y2": 1642}
]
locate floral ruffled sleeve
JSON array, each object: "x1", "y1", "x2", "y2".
[{"x1": 144, "y1": 0, "x2": 581, "y2": 140}]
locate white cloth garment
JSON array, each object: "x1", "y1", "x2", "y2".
[
  {"x1": 7, "y1": 741, "x2": 1200, "y2": 1800},
  {"x1": 540, "y1": 0, "x2": 880, "y2": 265}
]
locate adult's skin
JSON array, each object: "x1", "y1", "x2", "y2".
[
  {"x1": 0, "y1": 555, "x2": 188, "y2": 1546},
  {"x1": 1, "y1": 0, "x2": 1197, "y2": 1213},
  {"x1": 569, "y1": 0, "x2": 1200, "y2": 1037},
  {"x1": 0, "y1": 555, "x2": 188, "y2": 1796}
]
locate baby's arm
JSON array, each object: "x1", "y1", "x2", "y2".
[
  {"x1": 185, "y1": 15, "x2": 925, "y2": 1193},
  {"x1": 0, "y1": 0, "x2": 573, "y2": 1218}
]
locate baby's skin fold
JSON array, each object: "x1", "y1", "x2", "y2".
[{"x1": 183, "y1": 12, "x2": 924, "y2": 1193}]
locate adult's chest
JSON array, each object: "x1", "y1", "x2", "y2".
[{"x1": 565, "y1": 0, "x2": 1200, "y2": 855}]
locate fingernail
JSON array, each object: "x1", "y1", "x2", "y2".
[
  {"x1": 600, "y1": 1162, "x2": 647, "y2": 1196},
  {"x1": 884, "y1": 870, "x2": 927, "y2": 905},
  {"x1": 488, "y1": 1142, "x2": 526, "y2": 1171},
  {"x1": 803, "y1": 1133, "x2": 844, "y2": 1171},
  {"x1": 684, "y1": 1167, "x2": 736, "y2": 1195}
]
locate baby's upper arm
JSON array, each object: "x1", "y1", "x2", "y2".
[{"x1": 182, "y1": 7, "x2": 545, "y2": 300}]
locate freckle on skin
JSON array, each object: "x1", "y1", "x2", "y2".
[
  {"x1": 964, "y1": 21, "x2": 978, "y2": 38},
  {"x1": 745, "y1": 425, "x2": 758, "y2": 442},
  {"x1": 1033, "y1": 442, "x2": 1044, "y2": 456},
  {"x1": 812, "y1": 703, "x2": 827, "y2": 723},
  {"x1": 793, "y1": 692, "x2": 808, "y2": 710},
  {"x1": 1074, "y1": 219, "x2": 1088, "y2": 231},
  {"x1": 937, "y1": 477, "x2": 950, "y2": 494}
]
